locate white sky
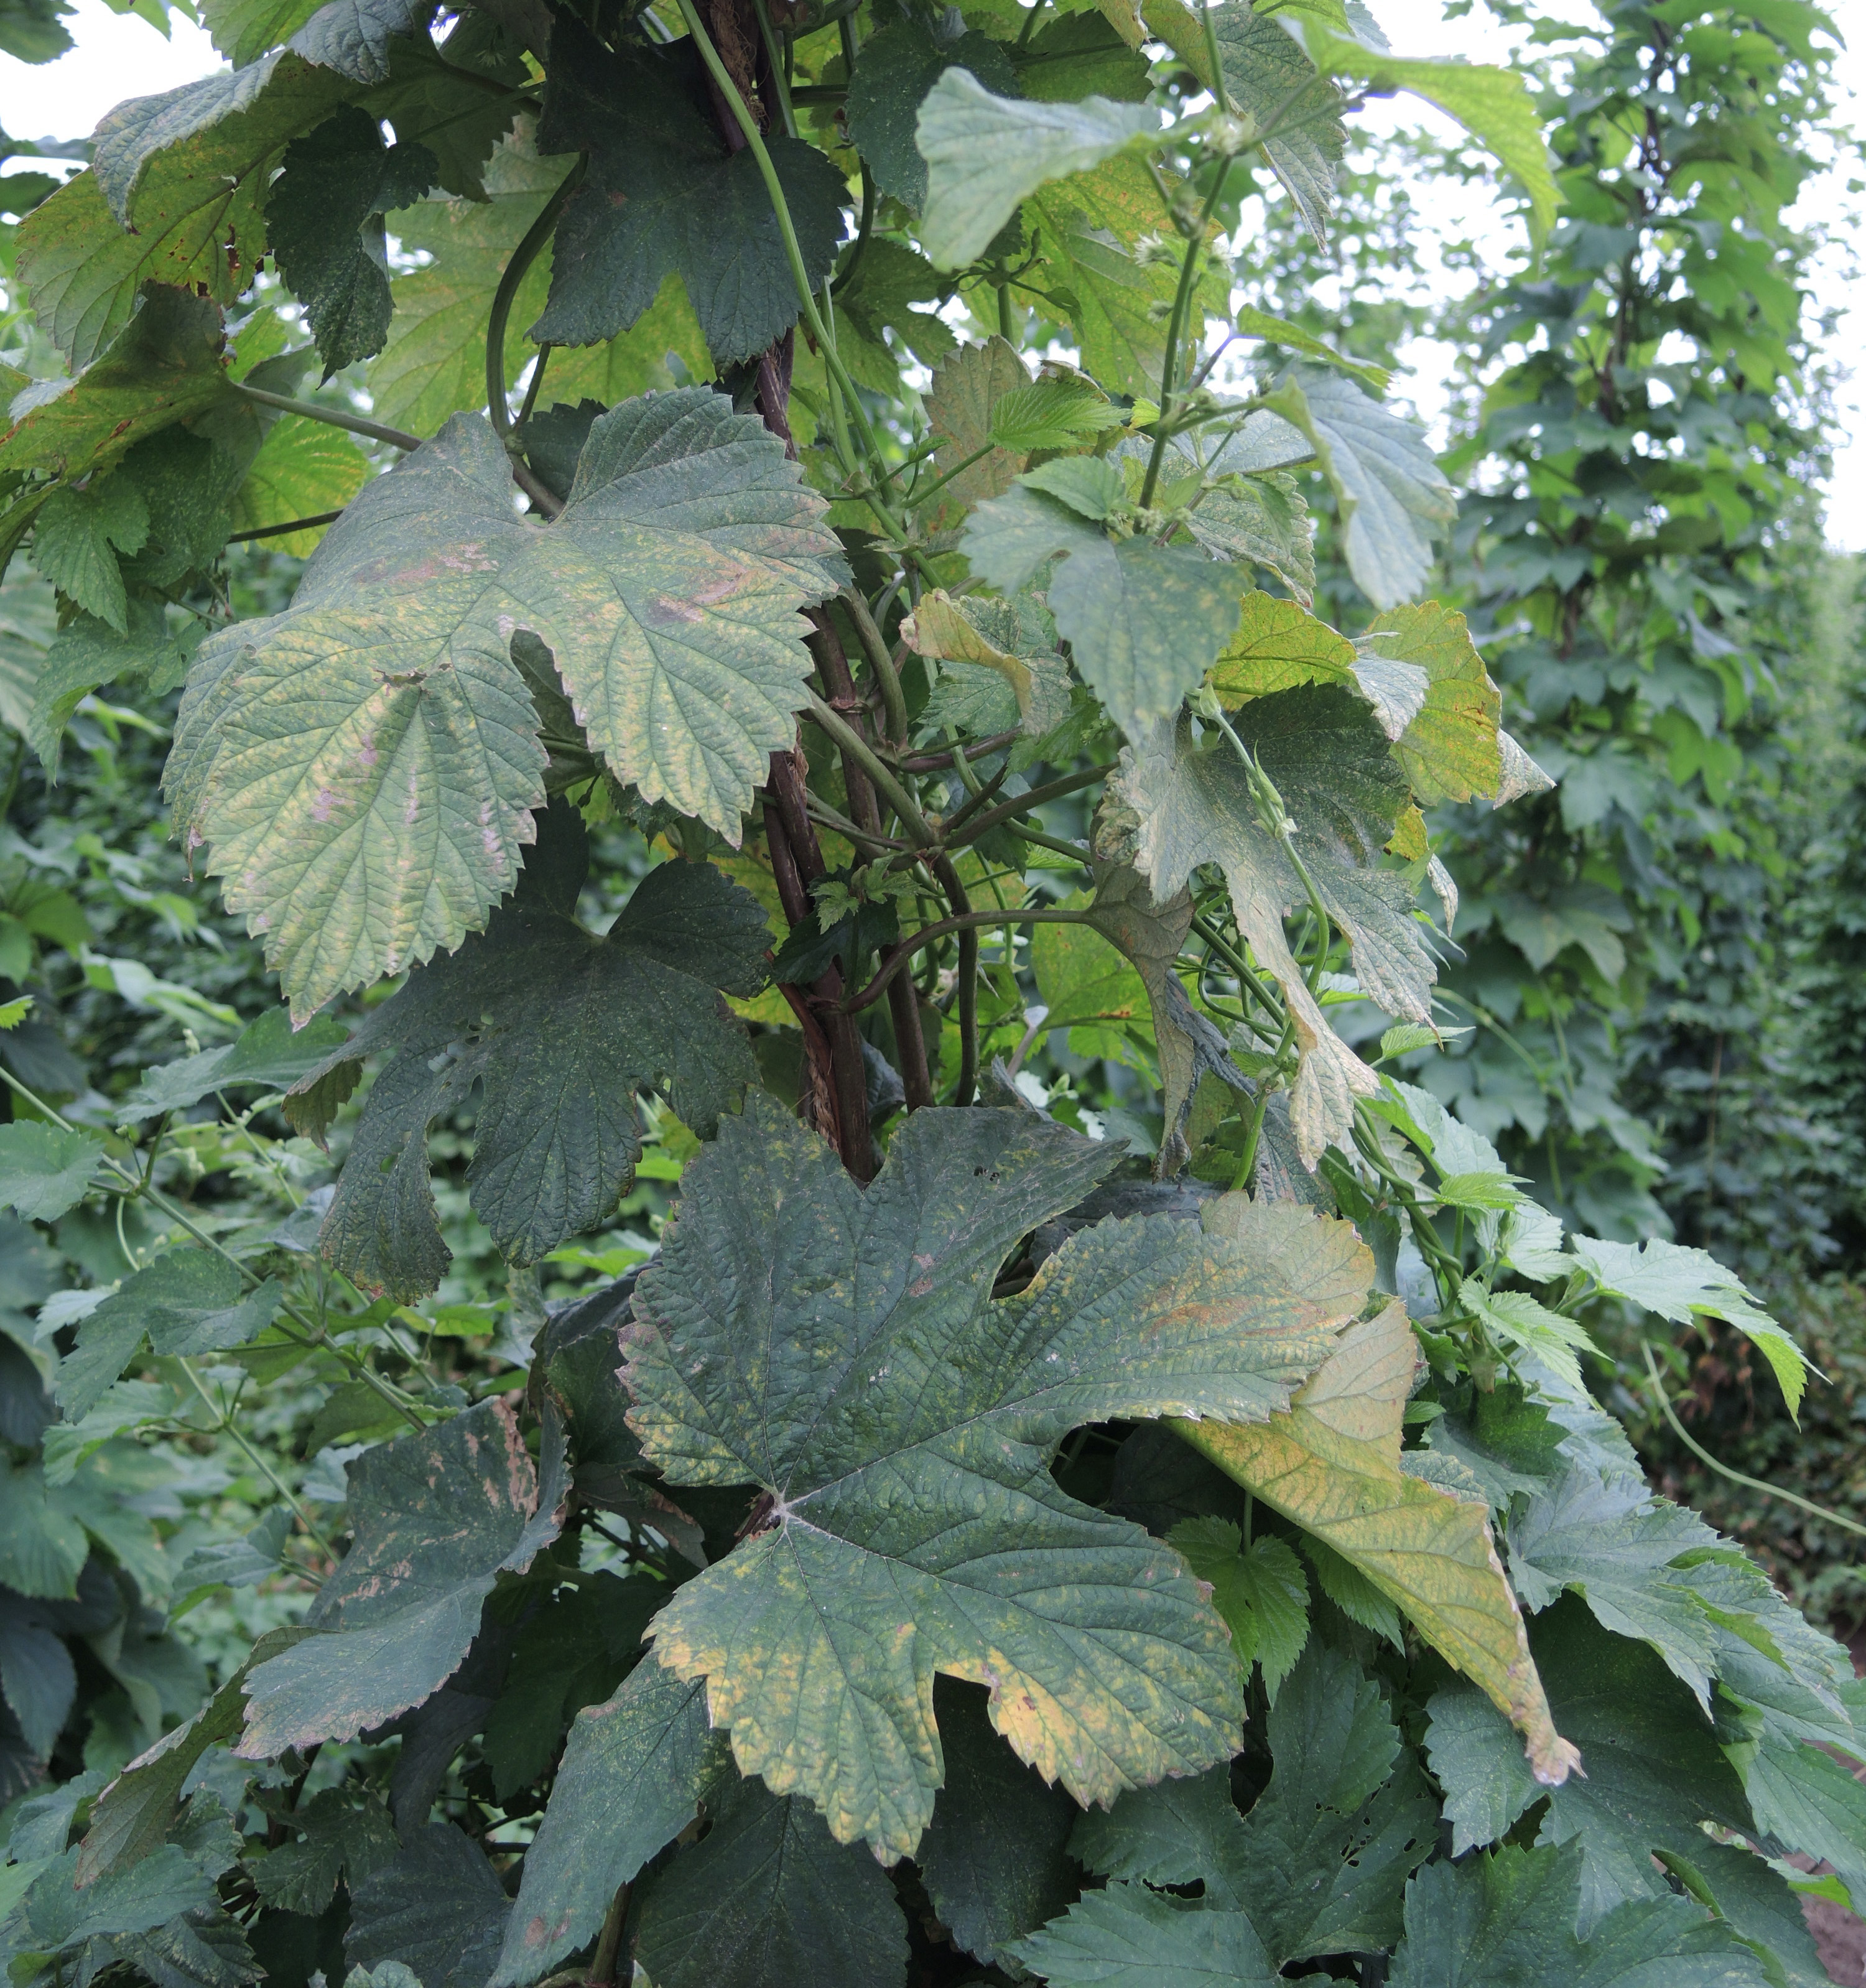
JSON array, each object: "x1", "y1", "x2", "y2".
[{"x1": 1, "y1": 0, "x2": 1860, "y2": 546}]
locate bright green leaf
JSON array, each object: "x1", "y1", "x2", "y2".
[{"x1": 918, "y1": 67, "x2": 1160, "y2": 269}]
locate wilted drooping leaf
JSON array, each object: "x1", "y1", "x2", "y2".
[
  {"x1": 287, "y1": 817, "x2": 767, "y2": 1300},
  {"x1": 238, "y1": 1398, "x2": 565, "y2": 1755},
  {"x1": 623, "y1": 1097, "x2": 1362, "y2": 1860},
  {"x1": 1260, "y1": 369, "x2": 1456, "y2": 610},
  {"x1": 1115, "y1": 689, "x2": 1427, "y2": 1162},
  {"x1": 167, "y1": 392, "x2": 844, "y2": 1016},
  {"x1": 1179, "y1": 1275, "x2": 1576, "y2": 1786}
]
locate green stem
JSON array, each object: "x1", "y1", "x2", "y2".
[
  {"x1": 804, "y1": 692, "x2": 935, "y2": 843},
  {"x1": 1189, "y1": 912, "x2": 1286, "y2": 1030},
  {"x1": 227, "y1": 511, "x2": 345, "y2": 545},
  {"x1": 842, "y1": 906, "x2": 1090, "y2": 1014},
  {"x1": 908, "y1": 438, "x2": 999, "y2": 513},
  {"x1": 0, "y1": 1066, "x2": 427, "y2": 1427},
  {"x1": 1017, "y1": 0, "x2": 1049, "y2": 44},
  {"x1": 486, "y1": 158, "x2": 585, "y2": 442},
  {"x1": 229, "y1": 383, "x2": 419, "y2": 453},
  {"x1": 1004, "y1": 820, "x2": 1090, "y2": 866},
  {"x1": 945, "y1": 764, "x2": 1116, "y2": 849},
  {"x1": 842, "y1": 588, "x2": 910, "y2": 745},
  {"x1": 516, "y1": 343, "x2": 552, "y2": 429},
  {"x1": 1138, "y1": 171, "x2": 1228, "y2": 509},
  {"x1": 840, "y1": 163, "x2": 877, "y2": 296},
  {"x1": 1230, "y1": 1084, "x2": 1270, "y2": 1192},
  {"x1": 1639, "y1": 1341, "x2": 1866, "y2": 1540},
  {"x1": 1199, "y1": 0, "x2": 1232, "y2": 116},
  {"x1": 673, "y1": 0, "x2": 894, "y2": 498},
  {"x1": 172, "y1": 1357, "x2": 335, "y2": 1559}
]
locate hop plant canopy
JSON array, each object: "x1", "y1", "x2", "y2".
[{"x1": 0, "y1": 0, "x2": 1859, "y2": 1984}]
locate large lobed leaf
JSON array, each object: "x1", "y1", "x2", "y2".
[
  {"x1": 285, "y1": 815, "x2": 769, "y2": 1300},
  {"x1": 165, "y1": 392, "x2": 845, "y2": 1016},
  {"x1": 532, "y1": 17, "x2": 847, "y2": 366},
  {"x1": 620, "y1": 1095, "x2": 1364, "y2": 1862},
  {"x1": 236, "y1": 1398, "x2": 565, "y2": 1756}
]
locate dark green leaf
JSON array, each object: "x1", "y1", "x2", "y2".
[
  {"x1": 1230, "y1": 1643, "x2": 1430, "y2": 1962},
  {"x1": 30, "y1": 479, "x2": 148, "y2": 631},
  {"x1": 77, "y1": 1627, "x2": 313, "y2": 1884},
  {"x1": 494, "y1": 1662, "x2": 728, "y2": 1986},
  {"x1": 116, "y1": 427, "x2": 242, "y2": 590},
  {"x1": 266, "y1": 108, "x2": 439, "y2": 374},
  {"x1": 84, "y1": 1909, "x2": 265, "y2": 1988},
  {"x1": 1014, "y1": 1883, "x2": 1281, "y2": 1986},
  {"x1": 0, "y1": 1122, "x2": 101, "y2": 1221},
  {"x1": 633, "y1": 1773, "x2": 909, "y2": 1988},
  {"x1": 16, "y1": 1845, "x2": 216, "y2": 1956},
  {"x1": 624, "y1": 1096, "x2": 1359, "y2": 1860},
  {"x1": 919, "y1": 1678, "x2": 1080, "y2": 1966},
  {"x1": 288, "y1": 828, "x2": 766, "y2": 1299},
  {"x1": 238, "y1": 1399, "x2": 565, "y2": 1755},
  {"x1": 345, "y1": 1823, "x2": 510, "y2": 1988},
  {"x1": 515, "y1": 399, "x2": 607, "y2": 505},
  {"x1": 252, "y1": 1790, "x2": 397, "y2": 1917},
  {"x1": 0, "y1": 1604, "x2": 76, "y2": 1756},
  {"x1": 1424, "y1": 1676, "x2": 1543, "y2": 1855},
  {"x1": 1070, "y1": 1760, "x2": 1243, "y2": 1893},
  {"x1": 480, "y1": 1571, "x2": 662, "y2": 1798},
  {"x1": 1526, "y1": 1599, "x2": 1757, "y2": 1933},
  {"x1": 845, "y1": 16, "x2": 1019, "y2": 209},
  {"x1": 0, "y1": 1459, "x2": 89, "y2": 1599},
  {"x1": 1388, "y1": 1842, "x2": 1773, "y2": 1988},
  {"x1": 532, "y1": 16, "x2": 845, "y2": 365}
]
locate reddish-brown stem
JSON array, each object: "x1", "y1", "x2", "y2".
[{"x1": 807, "y1": 608, "x2": 934, "y2": 1112}]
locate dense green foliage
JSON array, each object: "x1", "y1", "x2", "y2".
[{"x1": 0, "y1": 0, "x2": 1859, "y2": 1984}]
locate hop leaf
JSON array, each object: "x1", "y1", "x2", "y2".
[
  {"x1": 167, "y1": 393, "x2": 844, "y2": 1016},
  {"x1": 623, "y1": 1095, "x2": 1363, "y2": 1860}
]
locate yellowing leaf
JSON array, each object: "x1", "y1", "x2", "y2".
[
  {"x1": 1210, "y1": 590, "x2": 1357, "y2": 703},
  {"x1": 1176, "y1": 1292, "x2": 1578, "y2": 1787},
  {"x1": 1362, "y1": 601, "x2": 1502, "y2": 806},
  {"x1": 168, "y1": 395, "x2": 844, "y2": 1016}
]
